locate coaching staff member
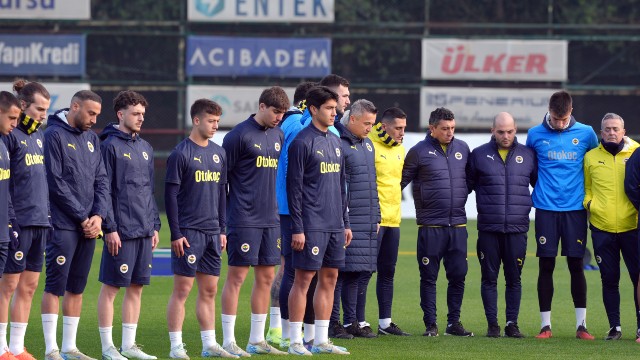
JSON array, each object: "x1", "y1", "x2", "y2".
[
  {"x1": 468, "y1": 112, "x2": 537, "y2": 338},
  {"x1": 401, "y1": 107, "x2": 473, "y2": 338}
]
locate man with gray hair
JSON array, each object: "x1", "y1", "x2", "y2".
[
  {"x1": 586, "y1": 112, "x2": 640, "y2": 340},
  {"x1": 331, "y1": 99, "x2": 381, "y2": 338}
]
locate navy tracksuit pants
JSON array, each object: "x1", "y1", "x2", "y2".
[
  {"x1": 476, "y1": 231, "x2": 527, "y2": 326},
  {"x1": 591, "y1": 226, "x2": 640, "y2": 329},
  {"x1": 417, "y1": 226, "x2": 468, "y2": 326}
]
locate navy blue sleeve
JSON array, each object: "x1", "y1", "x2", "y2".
[
  {"x1": 222, "y1": 130, "x2": 241, "y2": 176},
  {"x1": 287, "y1": 139, "x2": 306, "y2": 234},
  {"x1": 341, "y1": 146, "x2": 350, "y2": 230},
  {"x1": 7, "y1": 191, "x2": 15, "y2": 224},
  {"x1": 467, "y1": 150, "x2": 477, "y2": 194},
  {"x1": 401, "y1": 145, "x2": 420, "y2": 190},
  {"x1": 44, "y1": 132, "x2": 87, "y2": 224},
  {"x1": 100, "y1": 142, "x2": 118, "y2": 233},
  {"x1": 530, "y1": 150, "x2": 538, "y2": 188},
  {"x1": 164, "y1": 182, "x2": 182, "y2": 240},
  {"x1": 91, "y1": 137, "x2": 112, "y2": 220},
  {"x1": 219, "y1": 151, "x2": 227, "y2": 235},
  {"x1": 165, "y1": 150, "x2": 186, "y2": 240},
  {"x1": 149, "y1": 148, "x2": 161, "y2": 231},
  {"x1": 625, "y1": 150, "x2": 640, "y2": 210}
]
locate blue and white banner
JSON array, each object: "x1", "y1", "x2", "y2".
[
  {"x1": 0, "y1": 35, "x2": 85, "y2": 76},
  {"x1": 0, "y1": 0, "x2": 91, "y2": 20},
  {"x1": 186, "y1": 36, "x2": 331, "y2": 78},
  {"x1": 187, "y1": 85, "x2": 295, "y2": 127},
  {"x1": 0, "y1": 82, "x2": 90, "y2": 117},
  {"x1": 420, "y1": 87, "x2": 556, "y2": 129},
  {"x1": 188, "y1": 0, "x2": 334, "y2": 23}
]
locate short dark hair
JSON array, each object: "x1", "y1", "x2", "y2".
[
  {"x1": 381, "y1": 107, "x2": 407, "y2": 124},
  {"x1": 549, "y1": 90, "x2": 572, "y2": 116},
  {"x1": 319, "y1": 74, "x2": 350, "y2": 89},
  {"x1": 13, "y1": 79, "x2": 50, "y2": 108},
  {"x1": 429, "y1": 107, "x2": 454, "y2": 126},
  {"x1": 259, "y1": 86, "x2": 290, "y2": 111},
  {"x1": 72, "y1": 90, "x2": 102, "y2": 105},
  {"x1": 0, "y1": 91, "x2": 20, "y2": 113},
  {"x1": 293, "y1": 81, "x2": 317, "y2": 105},
  {"x1": 113, "y1": 90, "x2": 148, "y2": 113},
  {"x1": 190, "y1": 98, "x2": 222, "y2": 120},
  {"x1": 305, "y1": 86, "x2": 338, "y2": 111}
]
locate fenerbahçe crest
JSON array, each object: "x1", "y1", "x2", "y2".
[
  {"x1": 455, "y1": 152, "x2": 462, "y2": 160},
  {"x1": 312, "y1": 246, "x2": 320, "y2": 256},
  {"x1": 422, "y1": 257, "x2": 429, "y2": 265},
  {"x1": 120, "y1": 264, "x2": 129, "y2": 274},
  {"x1": 213, "y1": 154, "x2": 220, "y2": 163},
  {"x1": 142, "y1": 152, "x2": 149, "y2": 161},
  {"x1": 14, "y1": 251, "x2": 23, "y2": 261},
  {"x1": 56, "y1": 256, "x2": 66, "y2": 265},
  {"x1": 241, "y1": 243, "x2": 250, "y2": 253},
  {"x1": 87, "y1": 141, "x2": 94, "y2": 153},
  {"x1": 539, "y1": 236, "x2": 547, "y2": 245},
  {"x1": 275, "y1": 142, "x2": 281, "y2": 152},
  {"x1": 187, "y1": 254, "x2": 197, "y2": 264},
  {"x1": 515, "y1": 156, "x2": 523, "y2": 164}
]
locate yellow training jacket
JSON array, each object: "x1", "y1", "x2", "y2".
[
  {"x1": 583, "y1": 136, "x2": 640, "y2": 233},
  {"x1": 369, "y1": 124, "x2": 405, "y2": 227}
]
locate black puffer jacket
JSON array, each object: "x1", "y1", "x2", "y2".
[{"x1": 337, "y1": 123, "x2": 380, "y2": 272}]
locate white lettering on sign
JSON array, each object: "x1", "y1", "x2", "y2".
[
  {"x1": 0, "y1": 41, "x2": 80, "y2": 67},
  {"x1": 422, "y1": 39, "x2": 567, "y2": 81},
  {"x1": 189, "y1": 47, "x2": 329, "y2": 69}
]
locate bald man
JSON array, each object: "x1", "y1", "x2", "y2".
[{"x1": 468, "y1": 113, "x2": 537, "y2": 338}]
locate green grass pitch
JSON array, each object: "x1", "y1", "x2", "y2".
[{"x1": 18, "y1": 217, "x2": 640, "y2": 359}]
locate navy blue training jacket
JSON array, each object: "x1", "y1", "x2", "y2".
[
  {"x1": 3, "y1": 119, "x2": 50, "y2": 228},
  {"x1": 468, "y1": 137, "x2": 537, "y2": 233},
  {"x1": 0, "y1": 140, "x2": 11, "y2": 242},
  {"x1": 401, "y1": 133, "x2": 470, "y2": 226},
  {"x1": 287, "y1": 122, "x2": 349, "y2": 234},
  {"x1": 44, "y1": 109, "x2": 111, "y2": 230},
  {"x1": 223, "y1": 116, "x2": 283, "y2": 228},
  {"x1": 100, "y1": 123, "x2": 160, "y2": 240},
  {"x1": 336, "y1": 123, "x2": 380, "y2": 272}
]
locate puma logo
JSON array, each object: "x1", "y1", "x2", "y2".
[
  {"x1": 577, "y1": 239, "x2": 583, "y2": 245},
  {"x1": 598, "y1": 161, "x2": 605, "y2": 165},
  {"x1": 380, "y1": 154, "x2": 387, "y2": 159},
  {"x1": 316, "y1": 150, "x2": 324, "y2": 157},
  {"x1": 542, "y1": 140, "x2": 551, "y2": 146},
  {"x1": 124, "y1": 153, "x2": 131, "y2": 159},
  {"x1": 20, "y1": 140, "x2": 27, "y2": 147},
  {"x1": 487, "y1": 154, "x2": 495, "y2": 161},
  {"x1": 254, "y1": 144, "x2": 262, "y2": 150},
  {"x1": 194, "y1": 156, "x2": 202, "y2": 163},
  {"x1": 428, "y1": 150, "x2": 437, "y2": 156},
  {"x1": 67, "y1": 143, "x2": 76, "y2": 150}
]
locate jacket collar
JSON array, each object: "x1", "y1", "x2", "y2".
[{"x1": 335, "y1": 122, "x2": 361, "y2": 145}]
